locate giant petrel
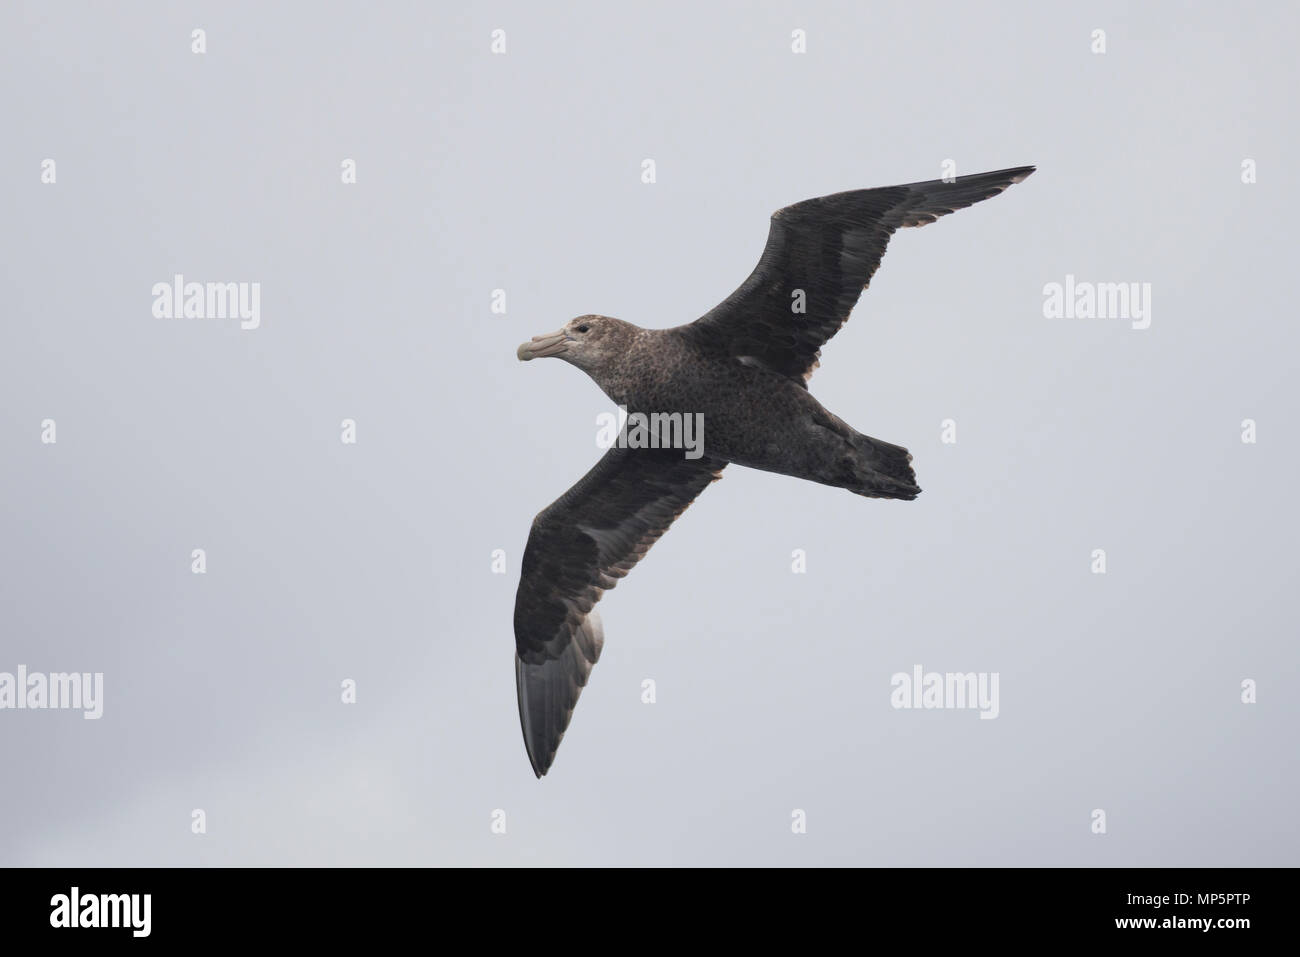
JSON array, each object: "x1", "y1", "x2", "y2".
[{"x1": 513, "y1": 166, "x2": 1035, "y2": 776}]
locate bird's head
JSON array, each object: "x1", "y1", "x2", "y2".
[{"x1": 516, "y1": 315, "x2": 633, "y2": 374}]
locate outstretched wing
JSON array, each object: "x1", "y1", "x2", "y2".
[
  {"x1": 514, "y1": 444, "x2": 726, "y2": 777},
  {"x1": 681, "y1": 166, "x2": 1035, "y2": 383}
]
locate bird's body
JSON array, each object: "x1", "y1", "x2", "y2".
[
  {"x1": 594, "y1": 325, "x2": 916, "y2": 497},
  {"x1": 513, "y1": 166, "x2": 1036, "y2": 776}
]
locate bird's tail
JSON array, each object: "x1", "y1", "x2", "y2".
[{"x1": 845, "y1": 434, "x2": 920, "y2": 501}]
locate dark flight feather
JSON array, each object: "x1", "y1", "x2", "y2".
[
  {"x1": 514, "y1": 444, "x2": 725, "y2": 776},
  {"x1": 682, "y1": 166, "x2": 1036, "y2": 383}
]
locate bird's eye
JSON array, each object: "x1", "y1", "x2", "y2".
[{"x1": 576, "y1": 324, "x2": 590, "y2": 333}]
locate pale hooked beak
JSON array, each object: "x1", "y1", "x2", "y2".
[{"x1": 517, "y1": 330, "x2": 569, "y2": 361}]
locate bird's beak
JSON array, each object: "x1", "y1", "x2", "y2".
[{"x1": 517, "y1": 330, "x2": 569, "y2": 361}]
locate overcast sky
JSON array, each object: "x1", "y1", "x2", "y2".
[{"x1": 1, "y1": 0, "x2": 1295, "y2": 866}]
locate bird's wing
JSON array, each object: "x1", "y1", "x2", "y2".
[
  {"x1": 681, "y1": 166, "x2": 1035, "y2": 383},
  {"x1": 514, "y1": 444, "x2": 726, "y2": 777}
]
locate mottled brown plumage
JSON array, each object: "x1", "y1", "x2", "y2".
[{"x1": 514, "y1": 166, "x2": 1035, "y2": 776}]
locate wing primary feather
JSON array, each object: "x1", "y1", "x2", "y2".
[
  {"x1": 682, "y1": 165, "x2": 1035, "y2": 383},
  {"x1": 513, "y1": 447, "x2": 725, "y2": 776}
]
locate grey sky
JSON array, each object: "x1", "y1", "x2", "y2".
[{"x1": 1, "y1": 0, "x2": 1295, "y2": 866}]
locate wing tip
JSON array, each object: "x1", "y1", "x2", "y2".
[
  {"x1": 515, "y1": 654, "x2": 556, "y2": 778},
  {"x1": 950, "y1": 164, "x2": 1036, "y2": 189},
  {"x1": 514, "y1": 611, "x2": 605, "y2": 779}
]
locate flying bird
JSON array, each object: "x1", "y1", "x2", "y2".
[{"x1": 513, "y1": 166, "x2": 1035, "y2": 776}]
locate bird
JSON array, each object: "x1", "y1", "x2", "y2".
[{"x1": 513, "y1": 166, "x2": 1035, "y2": 776}]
